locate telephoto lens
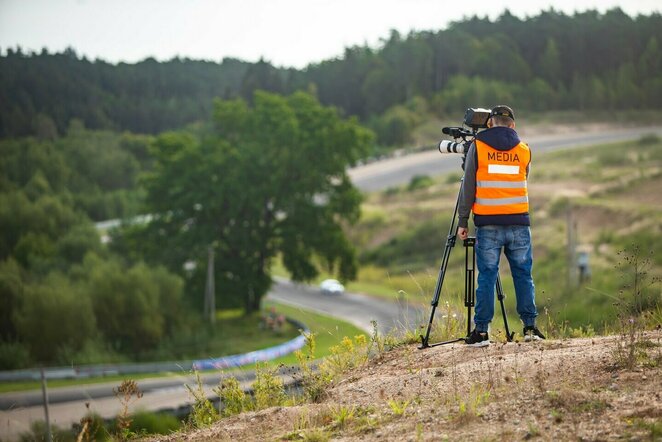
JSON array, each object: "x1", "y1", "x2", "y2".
[{"x1": 438, "y1": 139, "x2": 468, "y2": 154}]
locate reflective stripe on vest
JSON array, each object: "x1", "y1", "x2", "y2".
[{"x1": 472, "y1": 139, "x2": 530, "y2": 215}]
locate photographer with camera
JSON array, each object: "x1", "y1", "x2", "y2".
[{"x1": 456, "y1": 105, "x2": 545, "y2": 346}]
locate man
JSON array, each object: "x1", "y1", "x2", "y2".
[{"x1": 457, "y1": 105, "x2": 545, "y2": 346}]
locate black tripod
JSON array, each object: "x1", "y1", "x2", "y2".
[{"x1": 418, "y1": 179, "x2": 515, "y2": 349}]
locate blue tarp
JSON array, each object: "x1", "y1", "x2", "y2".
[{"x1": 192, "y1": 334, "x2": 307, "y2": 370}]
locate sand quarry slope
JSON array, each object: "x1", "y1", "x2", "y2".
[{"x1": 149, "y1": 330, "x2": 662, "y2": 441}]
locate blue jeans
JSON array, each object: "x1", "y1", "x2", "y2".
[{"x1": 474, "y1": 225, "x2": 537, "y2": 332}]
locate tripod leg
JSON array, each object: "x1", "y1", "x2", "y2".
[
  {"x1": 419, "y1": 180, "x2": 466, "y2": 349},
  {"x1": 419, "y1": 237, "x2": 455, "y2": 348},
  {"x1": 464, "y1": 237, "x2": 476, "y2": 337},
  {"x1": 419, "y1": 236, "x2": 477, "y2": 348},
  {"x1": 496, "y1": 275, "x2": 514, "y2": 342}
]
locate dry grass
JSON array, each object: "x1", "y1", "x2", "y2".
[{"x1": 144, "y1": 331, "x2": 662, "y2": 441}]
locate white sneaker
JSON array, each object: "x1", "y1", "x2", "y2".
[{"x1": 523, "y1": 326, "x2": 545, "y2": 342}]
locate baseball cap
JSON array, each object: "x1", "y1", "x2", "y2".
[{"x1": 490, "y1": 105, "x2": 515, "y2": 121}]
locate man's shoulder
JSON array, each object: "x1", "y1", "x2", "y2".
[{"x1": 476, "y1": 127, "x2": 521, "y2": 150}]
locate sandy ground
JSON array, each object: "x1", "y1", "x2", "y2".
[{"x1": 145, "y1": 330, "x2": 662, "y2": 441}]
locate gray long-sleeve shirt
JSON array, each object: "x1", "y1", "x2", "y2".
[{"x1": 457, "y1": 142, "x2": 477, "y2": 229}]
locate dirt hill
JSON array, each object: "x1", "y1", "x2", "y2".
[{"x1": 148, "y1": 330, "x2": 662, "y2": 441}]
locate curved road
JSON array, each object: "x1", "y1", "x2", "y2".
[
  {"x1": 349, "y1": 126, "x2": 662, "y2": 192},
  {"x1": 2, "y1": 125, "x2": 660, "y2": 441},
  {"x1": 267, "y1": 278, "x2": 422, "y2": 335}
]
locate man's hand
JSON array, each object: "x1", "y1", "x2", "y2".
[{"x1": 457, "y1": 227, "x2": 468, "y2": 241}]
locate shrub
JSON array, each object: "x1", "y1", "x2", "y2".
[
  {"x1": 637, "y1": 133, "x2": 661, "y2": 145},
  {"x1": 547, "y1": 196, "x2": 571, "y2": 217},
  {"x1": 0, "y1": 341, "x2": 31, "y2": 370},
  {"x1": 295, "y1": 332, "x2": 332, "y2": 403},
  {"x1": 20, "y1": 420, "x2": 74, "y2": 442},
  {"x1": 407, "y1": 174, "x2": 434, "y2": 191},
  {"x1": 84, "y1": 255, "x2": 185, "y2": 356},
  {"x1": 14, "y1": 273, "x2": 96, "y2": 362},
  {"x1": 611, "y1": 246, "x2": 661, "y2": 369},
  {"x1": 185, "y1": 371, "x2": 218, "y2": 429},
  {"x1": 360, "y1": 217, "x2": 448, "y2": 270},
  {"x1": 215, "y1": 376, "x2": 249, "y2": 417},
  {"x1": 129, "y1": 410, "x2": 180, "y2": 435},
  {"x1": 252, "y1": 362, "x2": 287, "y2": 410}
]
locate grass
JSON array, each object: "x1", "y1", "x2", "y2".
[
  {"x1": 387, "y1": 399, "x2": 410, "y2": 416},
  {"x1": 260, "y1": 302, "x2": 367, "y2": 367},
  {"x1": 172, "y1": 308, "x2": 301, "y2": 359},
  {"x1": 0, "y1": 371, "x2": 186, "y2": 394}
]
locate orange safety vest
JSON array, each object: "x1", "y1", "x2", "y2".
[{"x1": 472, "y1": 139, "x2": 530, "y2": 215}]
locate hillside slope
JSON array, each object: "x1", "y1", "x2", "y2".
[{"x1": 150, "y1": 331, "x2": 662, "y2": 441}]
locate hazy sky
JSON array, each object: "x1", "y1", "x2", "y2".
[{"x1": 1, "y1": 0, "x2": 660, "y2": 68}]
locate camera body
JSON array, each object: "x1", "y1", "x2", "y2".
[
  {"x1": 463, "y1": 108, "x2": 491, "y2": 130},
  {"x1": 438, "y1": 107, "x2": 491, "y2": 158},
  {"x1": 441, "y1": 107, "x2": 492, "y2": 143}
]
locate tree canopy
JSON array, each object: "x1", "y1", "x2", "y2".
[
  {"x1": 1, "y1": 8, "x2": 661, "y2": 139},
  {"x1": 0, "y1": 128, "x2": 188, "y2": 368},
  {"x1": 114, "y1": 91, "x2": 373, "y2": 312}
]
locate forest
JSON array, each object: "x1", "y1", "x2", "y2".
[
  {"x1": 1, "y1": 8, "x2": 661, "y2": 144},
  {"x1": 1, "y1": 8, "x2": 661, "y2": 369}
]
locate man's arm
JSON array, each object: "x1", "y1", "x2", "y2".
[
  {"x1": 526, "y1": 141, "x2": 531, "y2": 177},
  {"x1": 457, "y1": 142, "x2": 477, "y2": 230}
]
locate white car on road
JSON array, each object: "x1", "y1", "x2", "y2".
[{"x1": 320, "y1": 279, "x2": 344, "y2": 296}]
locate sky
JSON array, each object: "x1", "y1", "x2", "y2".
[{"x1": 1, "y1": 0, "x2": 660, "y2": 69}]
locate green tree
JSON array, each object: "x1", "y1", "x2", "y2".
[
  {"x1": 432, "y1": 75, "x2": 516, "y2": 114},
  {"x1": 31, "y1": 114, "x2": 58, "y2": 141},
  {"x1": 611, "y1": 63, "x2": 641, "y2": 109},
  {"x1": 0, "y1": 258, "x2": 23, "y2": 342},
  {"x1": 638, "y1": 37, "x2": 661, "y2": 80},
  {"x1": 0, "y1": 191, "x2": 83, "y2": 265},
  {"x1": 638, "y1": 37, "x2": 662, "y2": 106},
  {"x1": 473, "y1": 34, "x2": 532, "y2": 83},
  {"x1": 84, "y1": 255, "x2": 184, "y2": 356},
  {"x1": 240, "y1": 58, "x2": 284, "y2": 101},
  {"x1": 14, "y1": 272, "x2": 97, "y2": 362},
  {"x1": 362, "y1": 65, "x2": 400, "y2": 115},
  {"x1": 133, "y1": 91, "x2": 373, "y2": 312},
  {"x1": 526, "y1": 78, "x2": 556, "y2": 110},
  {"x1": 586, "y1": 75, "x2": 609, "y2": 108},
  {"x1": 538, "y1": 38, "x2": 562, "y2": 85},
  {"x1": 370, "y1": 104, "x2": 418, "y2": 147},
  {"x1": 55, "y1": 223, "x2": 103, "y2": 265}
]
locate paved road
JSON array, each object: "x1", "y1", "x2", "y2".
[
  {"x1": 0, "y1": 369, "x2": 281, "y2": 441},
  {"x1": 349, "y1": 126, "x2": 662, "y2": 192},
  {"x1": 266, "y1": 278, "x2": 422, "y2": 335}
]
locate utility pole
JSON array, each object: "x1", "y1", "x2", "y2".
[
  {"x1": 204, "y1": 246, "x2": 216, "y2": 324},
  {"x1": 40, "y1": 367, "x2": 52, "y2": 442},
  {"x1": 566, "y1": 206, "x2": 578, "y2": 288}
]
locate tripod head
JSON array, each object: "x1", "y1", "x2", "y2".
[
  {"x1": 441, "y1": 126, "x2": 475, "y2": 140},
  {"x1": 438, "y1": 107, "x2": 489, "y2": 162}
]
